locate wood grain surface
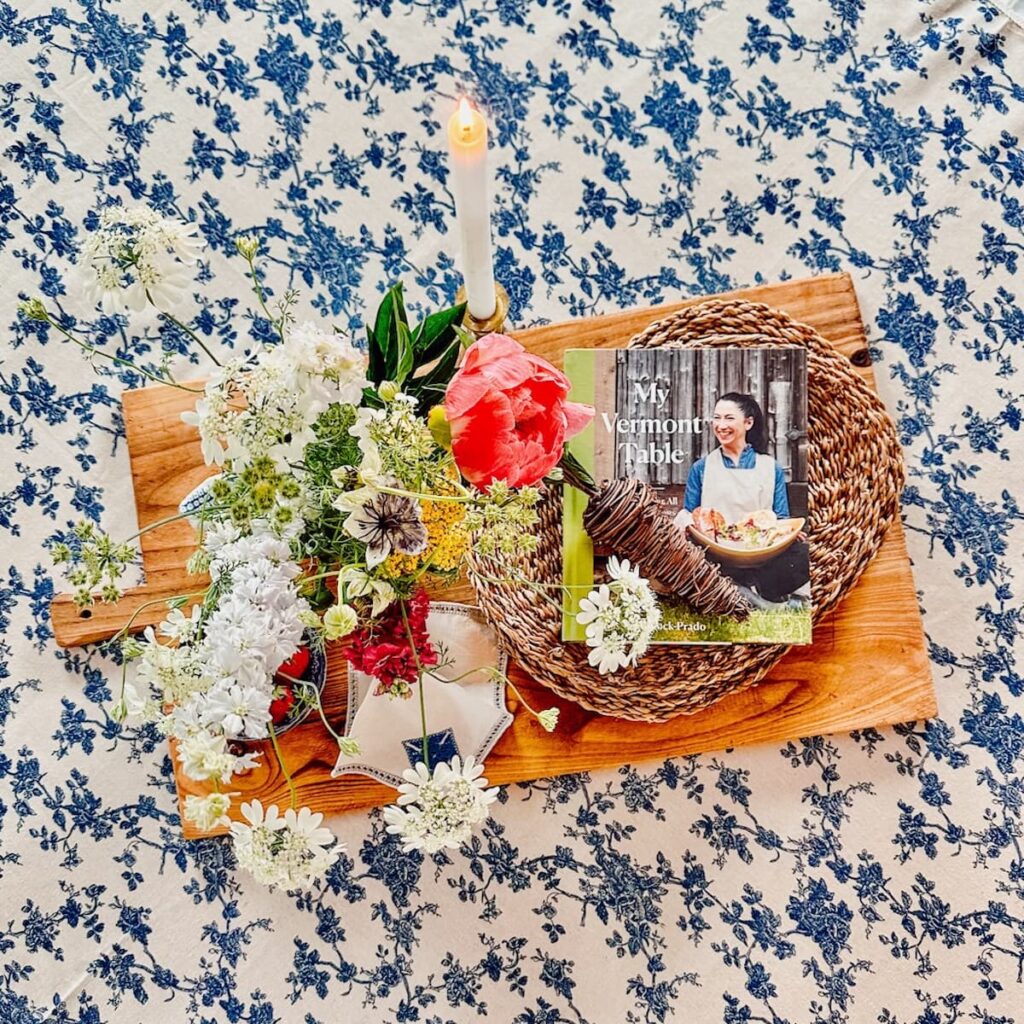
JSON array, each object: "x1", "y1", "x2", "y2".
[{"x1": 48, "y1": 272, "x2": 937, "y2": 838}]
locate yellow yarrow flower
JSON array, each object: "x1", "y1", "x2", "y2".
[{"x1": 381, "y1": 496, "x2": 469, "y2": 578}]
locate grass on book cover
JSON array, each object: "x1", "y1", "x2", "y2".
[{"x1": 563, "y1": 346, "x2": 812, "y2": 645}]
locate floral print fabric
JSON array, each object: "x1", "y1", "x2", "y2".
[{"x1": 2, "y1": 1, "x2": 1023, "y2": 1021}]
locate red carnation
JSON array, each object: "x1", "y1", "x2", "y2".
[{"x1": 339, "y1": 589, "x2": 437, "y2": 698}]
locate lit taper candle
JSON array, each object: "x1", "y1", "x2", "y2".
[{"x1": 447, "y1": 97, "x2": 497, "y2": 321}]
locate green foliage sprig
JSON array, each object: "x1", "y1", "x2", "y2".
[{"x1": 364, "y1": 283, "x2": 467, "y2": 414}]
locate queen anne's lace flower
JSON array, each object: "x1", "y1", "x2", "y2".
[
  {"x1": 181, "y1": 322, "x2": 367, "y2": 473},
  {"x1": 177, "y1": 731, "x2": 257, "y2": 783},
  {"x1": 383, "y1": 756, "x2": 499, "y2": 853},
  {"x1": 282, "y1": 321, "x2": 367, "y2": 406},
  {"x1": 575, "y1": 556, "x2": 661, "y2": 674},
  {"x1": 134, "y1": 626, "x2": 208, "y2": 707},
  {"x1": 230, "y1": 800, "x2": 340, "y2": 889},
  {"x1": 77, "y1": 206, "x2": 203, "y2": 313}
]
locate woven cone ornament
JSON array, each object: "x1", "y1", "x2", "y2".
[{"x1": 582, "y1": 477, "x2": 750, "y2": 619}]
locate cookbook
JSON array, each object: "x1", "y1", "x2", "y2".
[{"x1": 562, "y1": 346, "x2": 812, "y2": 645}]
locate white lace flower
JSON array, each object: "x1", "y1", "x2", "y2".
[
  {"x1": 230, "y1": 800, "x2": 340, "y2": 890},
  {"x1": 180, "y1": 322, "x2": 368, "y2": 475},
  {"x1": 77, "y1": 206, "x2": 203, "y2": 313},
  {"x1": 117, "y1": 677, "x2": 162, "y2": 725},
  {"x1": 177, "y1": 731, "x2": 249, "y2": 784},
  {"x1": 383, "y1": 756, "x2": 499, "y2": 853},
  {"x1": 183, "y1": 791, "x2": 235, "y2": 832},
  {"x1": 134, "y1": 626, "x2": 208, "y2": 706},
  {"x1": 283, "y1": 321, "x2": 367, "y2": 406},
  {"x1": 159, "y1": 605, "x2": 203, "y2": 644},
  {"x1": 576, "y1": 557, "x2": 661, "y2": 674},
  {"x1": 537, "y1": 708, "x2": 560, "y2": 733}
]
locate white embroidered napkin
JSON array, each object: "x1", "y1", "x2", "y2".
[{"x1": 331, "y1": 603, "x2": 511, "y2": 788}]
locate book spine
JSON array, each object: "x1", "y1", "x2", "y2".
[{"x1": 561, "y1": 350, "x2": 595, "y2": 642}]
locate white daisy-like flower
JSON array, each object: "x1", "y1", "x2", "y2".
[
  {"x1": 575, "y1": 556, "x2": 661, "y2": 674},
  {"x1": 183, "y1": 791, "x2": 235, "y2": 832},
  {"x1": 77, "y1": 206, "x2": 203, "y2": 313},
  {"x1": 230, "y1": 800, "x2": 340, "y2": 890},
  {"x1": 199, "y1": 681, "x2": 273, "y2": 739},
  {"x1": 382, "y1": 756, "x2": 499, "y2": 853}
]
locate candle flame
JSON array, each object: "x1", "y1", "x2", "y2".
[{"x1": 457, "y1": 97, "x2": 474, "y2": 134}]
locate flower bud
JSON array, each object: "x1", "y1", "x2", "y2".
[
  {"x1": 17, "y1": 297, "x2": 49, "y2": 322},
  {"x1": 323, "y1": 602, "x2": 359, "y2": 641},
  {"x1": 235, "y1": 234, "x2": 261, "y2": 260},
  {"x1": 427, "y1": 405, "x2": 452, "y2": 451},
  {"x1": 378, "y1": 380, "x2": 400, "y2": 403}
]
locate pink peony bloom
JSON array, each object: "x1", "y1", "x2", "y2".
[{"x1": 445, "y1": 333, "x2": 593, "y2": 489}]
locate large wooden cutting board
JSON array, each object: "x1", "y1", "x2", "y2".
[{"x1": 50, "y1": 273, "x2": 936, "y2": 838}]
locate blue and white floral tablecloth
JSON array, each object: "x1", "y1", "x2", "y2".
[{"x1": 3, "y1": 1, "x2": 1024, "y2": 1021}]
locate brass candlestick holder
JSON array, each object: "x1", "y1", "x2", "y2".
[{"x1": 455, "y1": 282, "x2": 509, "y2": 337}]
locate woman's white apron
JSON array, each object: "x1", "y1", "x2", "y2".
[{"x1": 700, "y1": 447, "x2": 776, "y2": 523}]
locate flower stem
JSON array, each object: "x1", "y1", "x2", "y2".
[
  {"x1": 377, "y1": 483, "x2": 472, "y2": 505},
  {"x1": 160, "y1": 310, "x2": 223, "y2": 367},
  {"x1": 399, "y1": 599, "x2": 430, "y2": 770},
  {"x1": 106, "y1": 589, "x2": 209, "y2": 647},
  {"x1": 246, "y1": 255, "x2": 285, "y2": 343},
  {"x1": 279, "y1": 672, "x2": 348, "y2": 748},
  {"x1": 42, "y1": 309, "x2": 204, "y2": 393},
  {"x1": 267, "y1": 721, "x2": 297, "y2": 811},
  {"x1": 121, "y1": 506, "x2": 226, "y2": 545},
  {"x1": 470, "y1": 566, "x2": 568, "y2": 614}
]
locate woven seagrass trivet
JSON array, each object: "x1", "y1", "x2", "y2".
[{"x1": 469, "y1": 298, "x2": 905, "y2": 722}]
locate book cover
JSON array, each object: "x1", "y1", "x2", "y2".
[{"x1": 562, "y1": 346, "x2": 811, "y2": 645}]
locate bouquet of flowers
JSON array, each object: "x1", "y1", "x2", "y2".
[{"x1": 20, "y1": 205, "x2": 665, "y2": 889}]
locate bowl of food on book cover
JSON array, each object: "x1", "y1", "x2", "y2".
[{"x1": 682, "y1": 507, "x2": 805, "y2": 568}]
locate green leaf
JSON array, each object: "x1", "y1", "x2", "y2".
[
  {"x1": 411, "y1": 302, "x2": 467, "y2": 363},
  {"x1": 366, "y1": 324, "x2": 384, "y2": 383},
  {"x1": 453, "y1": 324, "x2": 477, "y2": 351},
  {"x1": 395, "y1": 320, "x2": 414, "y2": 384},
  {"x1": 361, "y1": 385, "x2": 384, "y2": 409},
  {"x1": 370, "y1": 283, "x2": 408, "y2": 384},
  {"x1": 407, "y1": 338, "x2": 461, "y2": 412}
]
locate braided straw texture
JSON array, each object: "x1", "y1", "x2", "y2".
[{"x1": 468, "y1": 299, "x2": 905, "y2": 722}]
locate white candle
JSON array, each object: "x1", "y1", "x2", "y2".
[{"x1": 447, "y1": 98, "x2": 496, "y2": 320}]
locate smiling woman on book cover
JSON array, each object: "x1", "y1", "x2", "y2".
[
  {"x1": 679, "y1": 392, "x2": 809, "y2": 607},
  {"x1": 686, "y1": 393, "x2": 788, "y2": 520}
]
